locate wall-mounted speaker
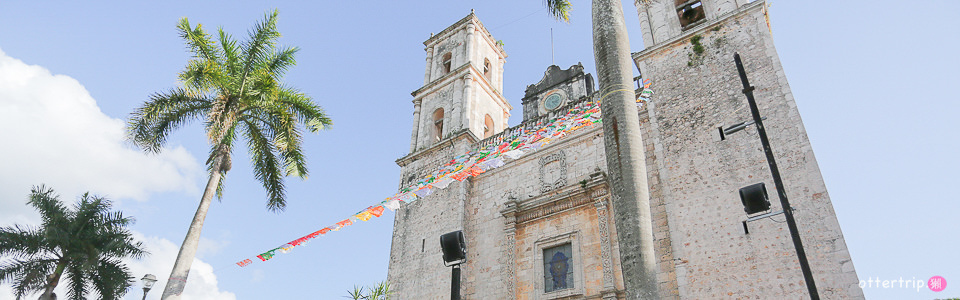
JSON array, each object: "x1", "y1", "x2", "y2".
[
  {"x1": 739, "y1": 182, "x2": 771, "y2": 215},
  {"x1": 440, "y1": 230, "x2": 466, "y2": 264}
]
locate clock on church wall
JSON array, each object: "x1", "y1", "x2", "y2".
[{"x1": 538, "y1": 89, "x2": 567, "y2": 114}]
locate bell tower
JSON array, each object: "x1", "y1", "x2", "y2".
[
  {"x1": 635, "y1": 0, "x2": 750, "y2": 48},
  {"x1": 408, "y1": 11, "x2": 511, "y2": 153},
  {"x1": 631, "y1": 0, "x2": 864, "y2": 298}
]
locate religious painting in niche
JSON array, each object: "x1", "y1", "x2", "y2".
[{"x1": 543, "y1": 243, "x2": 574, "y2": 292}]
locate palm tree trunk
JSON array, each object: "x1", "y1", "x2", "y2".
[
  {"x1": 592, "y1": 0, "x2": 659, "y2": 298},
  {"x1": 160, "y1": 155, "x2": 225, "y2": 300},
  {"x1": 38, "y1": 261, "x2": 66, "y2": 300}
]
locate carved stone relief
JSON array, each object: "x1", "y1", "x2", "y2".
[
  {"x1": 539, "y1": 151, "x2": 567, "y2": 193},
  {"x1": 592, "y1": 188, "x2": 617, "y2": 294}
]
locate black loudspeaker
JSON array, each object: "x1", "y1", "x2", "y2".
[
  {"x1": 739, "y1": 182, "x2": 771, "y2": 215},
  {"x1": 440, "y1": 230, "x2": 466, "y2": 264}
]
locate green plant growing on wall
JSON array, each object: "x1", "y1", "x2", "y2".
[
  {"x1": 686, "y1": 35, "x2": 706, "y2": 67},
  {"x1": 691, "y1": 35, "x2": 705, "y2": 55},
  {"x1": 712, "y1": 36, "x2": 727, "y2": 49},
  {"x1": 686, "y1": 34, "x2": 726, "y2": 66}
]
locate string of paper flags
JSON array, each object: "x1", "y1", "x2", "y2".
[
  {"x1": 638, "y1": 79, "x2": 653, "y2": 106},
  {"x1": 235, "y1": 83, "x2": 653, "y2": 268}
]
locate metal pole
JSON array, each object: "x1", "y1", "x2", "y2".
[
  {"x1": 142, "y1": 288, "x2": 149, "y2": 300},
  {"x1": 734, "y1": 52, "x2": 820, "y2": 300},
  {"x1": 451, "y1": 265, "x2": 461, "y2": 300}
]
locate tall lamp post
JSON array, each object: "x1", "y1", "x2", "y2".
[
  {"x1": 723, "y1": 53, "x2": 820, "y2": 299},
  {"x1": 141, "y1": 274, "x2": 158, "y2": 300}
]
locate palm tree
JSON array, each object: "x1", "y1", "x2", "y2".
[
  {"x1": 0, "y1": 185, "x2": 147, "y2": 300},
  {"x1": 125, "y1": 10, "x2": 332, "y2": 299},
  {"x1": 346, "y1": 281, "x2": 391, "y2": 300},
  {"x1": 545, "y1": 1, "x2": 660, "y2": 298}
]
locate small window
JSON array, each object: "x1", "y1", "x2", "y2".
[
  {"x1": 483, "y1": 114, "x2": 495, "y2": 138},
  {"x1": 676, "y1": 0, "x2": 705, "y2": 28},
  {"x1": 441, "y1": 53, "x2": 452, "y2": 74},
  {"x1": 433, "y1": 108, "x2": 444, "y2": 142},
  {"x1": 543, "y1": 244, "x2": 574, "y2": 292},
  {"x1": 483, "y1": 58, "x2": 492, "y2": 80}
]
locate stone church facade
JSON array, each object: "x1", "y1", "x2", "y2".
[{"x1": 388, "y1": 1, "x2": 862, "y2": 299}]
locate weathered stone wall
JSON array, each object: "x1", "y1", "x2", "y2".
[
  {"x1": 468, "y1": 79, "x2": 509, "y2": 137},
  {"x1": 414, "y1": 14, "x2": 510, "y2": 151},
  {"x1": 392, "y1": 4, "x2": 862, "y2": 298},
  {"x1": 462, "y1": 127, "x2": 615, "y2": 299},
  {"x1": 638, "y1": 104, "x2": 681, "y2": 299},
  {"x1": 390, "y1": 124, "x2": 621, "y2": 299},
  {"x1": 414, "y1": 82, "x2": 462, "y2": 149},
  {"x1": 633, "y1": 2, "x2": 862, "y2": 298},
  {"x1": 388, "y1": 137, "x2": 474, "y2": 299}
]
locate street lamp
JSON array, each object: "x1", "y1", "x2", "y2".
[
  {"x1": 722, "y1": 53, "x2": 820, "y2": 299},
  {"x1": 140, "y1": 274, "x2": 157, "y2": 300}
]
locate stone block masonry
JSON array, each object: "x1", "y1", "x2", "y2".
[{"x1": 633, "y1": 1, "x2": 862, "y2": 298}]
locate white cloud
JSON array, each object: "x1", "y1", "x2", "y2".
[
  {"x1": 0, "y1": 233, "x2": 236, "y2": 300},
  {"x1": 0, "y1": 48, "x2": 201, "y2": 225},
  {"x1": 124, "y1": 233, "x2": 236, "y2": 300},
  {"x1": 0, "y1": 49, "x2": 232, "y2": 299},
  {"x1": 196, "y1": 237, "x2": 229, "y2": 260}
]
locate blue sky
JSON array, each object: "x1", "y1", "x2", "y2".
[{"x1": 0, "y1": 1, "x2": 957, "y2": 299}]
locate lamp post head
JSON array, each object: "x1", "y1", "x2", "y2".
[{"x1": 141, "y1": 274, "x2": 158, "y2": 290}]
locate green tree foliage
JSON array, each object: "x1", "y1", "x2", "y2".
[
  {"x1": 125, "y1": 9, "x2": 332, "y2": 298},
  {"x1": 346, "y1": 281, "x2": 391, "y2": 300},
  {"x1": 545, "y1": 0, "x2": 573, "y2": 22},
  {"x1": 0, "y1": 186, "x2": 147, "y2": 300}
]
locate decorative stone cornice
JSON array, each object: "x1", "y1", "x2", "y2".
[
  {"x1": 500, "y1": 169, "x2": 608, "y2": 225},
  {"x1": 410, "y1": 62, "x2": 512, "y2": 122},
  {"x1": 423, "y1": 12, "x2": 506, "y2": 59},
  {"x1": 395, "y1": 128, "x2": 479, "y2": 167}
]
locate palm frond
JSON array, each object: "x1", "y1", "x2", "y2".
[
  {"x1": 64, "y1": 263, "x2": 89, "y2": 300},
  {"x1": 218, "y1": 27, "x2": 242, "y2": 78},
  {"x1": 241, "y1": 119, "x2": 287, "y2": 212},
  {"x1": 177, "y1": 18, "x2": 230, "y2": 94},
  {"x1": 126, "y1": 89, "x2": 212, "y2": 153},
  {"x1": 274, "y1": 87, "x2": 333, "y2": 132},
  {"x1": 0, "y1": 225, "x2": 48, "y2": 260},
  {"x1": 238, "y1": 9, "x2": 281, "y2": 95},
  {"x1": 90, "y1": 259, "x2": 133, "y2": 300},
  {"x1": 545, "y1": 0, "x2": 572, "y2": 22},
  {"x1": 245, "y1": 99, "x2": 307, "y2": 178},
  {"x1": 272, "y1": 111, "x2": 307, "y2": 178},
  {"x1": 177, "y1": 18, "x2": 221, "y2": 68},
  {"x1": 215, "y1": 171, "x2": 228, "y2": 200},
  {"x1": 262, "y1": 46, "x2": 299, "y2": 80},
  {"x1": 0, "y1": 258, "x2": 56, "y2": 298},
  {"x1": 369, "y1": 281, "x2": 391, "y2": 299},
  {"x1": 346, "y1": 285, "x2": 365, "y2": 300},
  {"x1": 27, "y1": 186, "x2": 68, "y2": 230},
  {"x1": 179, "y1": 59, "x2": 225, "y2": 93}
]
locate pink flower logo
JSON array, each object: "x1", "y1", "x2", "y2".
[{"x1": 929, "y1": 276, "x2": 947, "y2": 292}]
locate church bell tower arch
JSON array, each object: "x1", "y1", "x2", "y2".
[{"x1": 407, "y1": 11, "x2": 512, "y2": 153}]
